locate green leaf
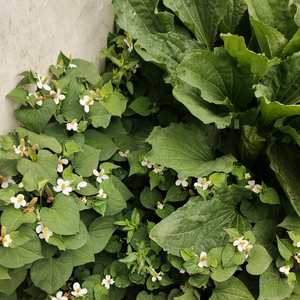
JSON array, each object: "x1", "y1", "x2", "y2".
[
  {"x1": 136, "y1": 291, "x2": 168, "y2": 300},
  {"x1": 277, "y1": 236, "x2": 295, "y2": 261},
  {"x1": 0, "y1": 224, "x2": 43, "y2": 268},
  {"x1": 40, "y1": 193, "x2": 80, "y2": 235},
  {"x1": 129, "y1": 97, "x2": 152, "y2": 116},
  {"x1": 274, "y1": 116, "x2": 300, "y2": 147},
  {"x1": 173, "y1": 48, "x2": 254, "y2": 110},
  {"x1": 163, "y1": 0, "x2": 227, "y2": 50},
  {"x1": 100, "y1": 92, "x2": 128, "y2": 117},
  {"x1": 0, "y1": 136, "x2": 13, "y2": 151},
  {"x1": 156, "y1": 204, "x2": 174, "y2": 219},
  {"x1": 145, "y1": 123, "x2": 237, "y2": 178},
  {"x1": 259, "y1": 187, "x2": 280, "y2": 205},
  {"x1": 221, "y1": 34, "x2": 281, "y2": 82},
  {"x1": 30, "y1": 252, "x2": 73, "y2": 294},
  {"x1": 0, "y1": 266, "x2": 10, "y2": 280},
  {"x1": 0, "y1": 150, "x2": 19, "y2": 176},
  {"x1": 71, "y1": 58, "x2": 100, "y2": 85},
  {"x1": 9, "y1": 231, "x2": 30, "y2": 248},
  {"x1": 259, "y1": 263, "x2": 294, "y2": 299},
  {"x1": 62, "y1": 220, "x2": 89, "y2": 250},
  {"x1": 15, "y1": 127, "x2": 62, "y2": 153},
  {"x1": 100, "y1": 81, "x2": 113, "y2": 98},
  {"x1": 279, "y1": 213, "x2": 300, "y2": 234},
  {"x1": 222, "y1": 0, "x2": 247, "y2": 33},
  {"x1": 15, "y1": 99, "x2": 57, "y2": 133},
  {"x1": 0, "y1": 268, "x2": 27, "y2": 295},
  {"x1": 1, "y1": 205, "x2": 36, "y2": 233},
  {"x1": 268, "y1": 142, "x2": 300, "y2": 216},
  {"x1": 89, "y1": 101, "x2": 112, "y2": 129},
  {"x1": 246, "y1": 244, "x2": 273, "y2": 275},
  {"x1": 72, "y1": 144, "x2": 101, "y2": 177},
  {"x1": 281, "y1": 29, "x2": 300, "y2": 58},
  {"x1": 222, "y1": 244, "x2": 246, "y2": 267},
  {"x1": 94, "y1": 283, "x2": 109, "y2": 299},
  {"x1": 112, "y1": 0, "x2": 174, "y2": 39},
  {"x1": 210, "y1": 276, "x2": 254, "y2": 299},
  {"x1": 89, "y1": 216, "x2": 118, "y2": 254},
  {"x1": 240, "y1": 200, "x2": 269, "y2": 223},
  {"x1": 6, "y1": 87, "x2": 28, "y2": 106},
  {"x1": 140, "y1": 186, "x2": 163, "y2": 210},
  {"x1": 104, "y1": 188, "x2": 127, "y2": 216},
  {"x1": 165, "y1": 185, "x2": 188, "y2": 203},
  {"x1": 17, "y1": 149, "x2": 58, "y2": 185}
]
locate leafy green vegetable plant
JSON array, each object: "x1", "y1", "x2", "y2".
[{"x1": 2, "y1": 0, "x2": 300, "y2": 299}]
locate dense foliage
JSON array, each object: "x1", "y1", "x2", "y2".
[{"x1": 2, "y1": 0, "x2": 300, "y2": 299}]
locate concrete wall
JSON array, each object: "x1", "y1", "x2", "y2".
[{"x1": 0, "y1": 0, "x2": 115, "y2": 135}]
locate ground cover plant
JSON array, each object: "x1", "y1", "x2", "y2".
[{"x1": 2, "y1": 0, "x2": 300, "y2": 299}]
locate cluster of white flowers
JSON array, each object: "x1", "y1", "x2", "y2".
[
  {"x1": 1, "y1": 175, "x2": 15, "y2": 188},
  {"x1": 141, "y1": 158, "x2": 165, "y2": 175},
  {"x1": 102, "y1": 275, "x2": 115, "y2": 289},
  {"x1": 131, "y1": 63, "x2": 139, "y2": 73},
  {"x1": 194, "y1": 177, "x2": 212, "y2": 191},
  {"x1": 233, "y1": 236, "x2": 253, "y2": 259},
  {"x1": 53, "y1": 179, "x2": 72, "y2": 195},
  {"x1": 198, "y1": 251, "x2": 208, "y2": 268},
  {"x1": 149, "y1": 267, "x2": 163, "y2": 282},
  {"x1": 153, "y1": 164, "x2": 165, "y2": 175},
  {"x1": 93, "y1": 168, "x2": 109, "y2": 183},
  {"x1": 245, "y1": 180, "x2": 262, "y2": 193},
  {"x1": 124, "y1": 34, "x2": 133, "y2": 52},
  {"x1": 15, "y1": 144, "x2": 26, "y2": 155},
  {"x1": 10, "y1": 194, "x2": 26, "y2": 209},
  {"x1": 36, "y1": 221, "x2": 53, "y2": 243},
  {"x1": 79, "y1": 95, "x2": 94, "y2": 113}
]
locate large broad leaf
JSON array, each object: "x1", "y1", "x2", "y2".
[
  {"x1": 281, "y1": 29, "x2": 300, "y2": 58},
  {"x1": 88, "y1": 101, "x2": 112, "y2": 129},
  {"x1": 221, "y1": 34, "x2": 281, "y2": 82},
  {"x1": 259, "y1": 263, "x2": 294, "y2": 299},
  {"x1": 173, "y1": 48, "x2": 254, "y2": 110},
  {"x1": 15, "y1": 127, "x2": 62, "y2": 153},
  {"x1": 0, "y1": 224, "x2": 43, "y2": 268},
  {"x1": 210, "y1": 276, "x2": 254, "y2": 300},
  {"x1": 246, "y1": 244, "x2": 272, "y2": 275},
  {"x1": 150, "y1": 186, "x2": 252, "y2": 256},
  {"x1": 15, "y1": 99, "x2": 56, "y2": 133},
  {"x1": 70, "y1": 59, "x2": 100, "y2": 85},
  {"x1": 245, "y1": 0, "x2": 297, "y2": 40},
  {"x1": 100, "y1": 92, "x2": 128, "y2": 117},
  {"x1": 163, "y1": 0, "x2": 228, "y2": 50},
  {"x1": 30, "y1": 252, "x2": 73, "y2": 294},
  {"x1": 40, "y1": 193, "x2": 80, "y2": 235},
  {"x1": 0, "y1": 150, "x2": 19, "y2": 176},
  {"x1": 145, "y1": 123, "x2": 236, "y2": 178},
  {"x1": 0, "y1": 268, "x2": 27, "y2": 295},
  {"x1": 222, "y1": 0, "x2": 247, "y2": 33},
  {"x1": 267, "y1": 142, "x2": 300, "y2": 217},
  {"x1": 112, "y1": 0, "x2": 174, "y2": 39},
  {"x1": 17, "y1": 150, "x2": 58, "y2": 185},
  {"x1": 89, "y1": 216, "x2": 118, "y2": 254},
  {"x1": 274, "y1": 116, "x2": 300, "y2": 147}
]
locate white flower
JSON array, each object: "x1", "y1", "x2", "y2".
[
  {"x1": 2, "y1": 234, "x2": 12, "y2": 247},
  {"x1": 279, "y1": 265, "x2": 290, "y2": 275},
  {"x1": 233, "y1": 236, "x2": 249, "y2": 252},
  {"x1": 153, "y1": 164, "x2": 165, "y2": 174},
  {"x1": 93, "y1": 169, "x2": 109, "y2": 183},
  {"x1": 53, "y1": 179, "x2": 72, "y2": 195},
  {"x1": 297, "y1": 241, "x2": 300, "y2": 248},
  {"x1": 15, "y1": 145, "x2": 26, "y2": 155},
  {"x1": 51, "y1": 291, "x2": 68, "y2": 300},
  {"x1": 50, "y1": 89, "x2": 65, "y2": 105},
  {"x1": 245, "y1": 244, "x2": 253, "y2": 259},
  {"x1": 69, "y1": 63, "x2": 77, "y2": 68},
  {"x1": 57, "y1": 156, "x2": 68, "y2": 173},
  {"x1": 131, "y1": 63, "x2": 139, "y2": 73},
  {"x1": 37, "y1": 75, "x2": 51, "y2": 91},
  {"x1": 157, "y1": 201, "x2": 164, "y2": 210},
  {"x1": 119, "y1": 150, "x2": 129, "y2": 158},
  {"x1": 124, "y1": 34, "x2": 133, "y2": 52},
  {"x1": 36, "y1": 221, "x2": 53, "y2": 243},
  {"x1": 245, "y1": 180, "x2": 262, "y2": 193},
  {"x1": 175, "y1": 175, "x2": 188, "y2": 187},
  {"x1": 245, "y1": 173, "x2": 251, "y2": 179},
  {"x1": 102, "y1": 275, "x2": 115, "y2": 289},
  {"x1": 77, "y1": 181, "x2": 87, "y2": 190},
  {"x1": 1, "y1": 175, "x2": 15, "y2": 188},
  {"x1": 71, "y1": 282, "x2": 87, "y2": 297},
  {"x1": 141, "y1": 158, "x2": 155, "y2": 169},
  {"x1": 66, "y1": 119, "x2": 78, "y2": 131},
  {"x1": 98, "y1": 189, "x2": 107, "y2": 199},
  {"x1": 81, "y1": 197, "x2": 87, "y2": 204},
  {"x1": 150, "y1": 268, "x2": 162, "y2": 282},
  {"x1": 194, "y1": 177, "x2": 211, "y2": 191},
  {"x1": 198, "y1": 251, "x2": 208, "y2": 268},
  {"x1": 18, "y1": 180, "x2": 24, "y2": 188},
  {"x1": 79, "y1": 95, "x2": 94, "y2": 113},
  {"x1": 179, "y1": 268, "x2": 185, "y2": 274},
  {"x1": 10, "y1": 194, "x2": 26, "y2": 209}
]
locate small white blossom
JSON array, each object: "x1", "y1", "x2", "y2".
[
  {"x1": 10, "y1": 194, "x2": 26, "y2": 209},
  {"x1": 93, "y1": 169, "x2": 109, "y2": 183},
  {"x1": 71, "y1": 282, "x2": 87, "y2": 297},
  {"x1": 53, "y1": 179, "x2": 72, "y2": 195},
  {"x1": 194, "y1": 177, "x2": 211, "y2": 191},
  {"x1": 179, "y1": 268, "x2": 185, "y2": 274},
  {"x1": 57, "y1": 156, "x2": 68, "y2": 173},
  {"x1": 2, "y1": 234, "x2": 12, "y2": 247},
  {"x1": 36, "y1": 221, "x2": 53, "y2": 243},
  {"x1": 66, "y1": 119, "x2": 78, "y2": 131},
  {"x1": 124, "y1": 34, "x2": 133, "y2": 52},
  {"x1": 51, "y1": 291, "x2": 68, "y2": 300},
  {"x1": 15, "y1": 145, "x2": 26, "y2": 155},
  {"x1": 50, "y1": 89, "x2": 65, "y2": 105},
  {"x1": 233, "y1": 236, "x2": 249, "y2": 252},
  {"x1": 81, "y1": 197, "x2": 87, "y2": 204},
  {"x1": 141, "y1": 158, "x2": 155, "y2": 169},
  {"x1": 131, "y1": 63, "x2": 139, "y2": 73},
  {"x1": 153, "y1": 164, "x2": 165, "y2": 175},
  {"x1": 119, "y1": 150, "x2": 129, "y2": 158},
  {"x1": 245, "y1": 173, "x2": 251, "y2": 179},
  {"x1": 157, "y1": 201, "x2": 164, "y2": 210},
  {"x1": 150, "y1": 267, "x2": 162, "y2": 282},
  {"x1": 98, "y1": 189, "x2": 107, "y2": 199},
  {"x1": 198, "y1": 251, "x2": 208, "y2": 268},
  {"x1": 18, "y1": 180, "x2": 24, "y2": 188},
  {"x1": 175, "y1": 175, "x2": 188, "y2": 187},
  {"x1": 102, "y1": 275, "x2": 115, "y2": 289},
  {"x1": 245, "y1": 180, "x2": 262, "y2": 193},
  {"x1": 37, "y1": 75, "x2": 51, "y2": 91},
  {"x1": 77, "y1": 181, "x2": 87, "y2": 190},
  {"x1": 279, "y1": 265, "x2": 290, "y2": 275},
  {"x1": 69, "y1": 63, "x2": 77, "y2": 68},
  {"x1": 245, "y1": 244, "x2": 253, "y2": 259},
  {"x1": 1, "y1": 175, "x2": 15, "y2": 188},
  {"x1": 297, "y1": 241, "x2": 300, "y2": 248},
  {"x1": 79, "y1": 95, "x2": 94, "y2": 113}
]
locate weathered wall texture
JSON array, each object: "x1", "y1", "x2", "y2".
[{"x1": 0, "y1": 0, "x2": 115, "y2": 135}]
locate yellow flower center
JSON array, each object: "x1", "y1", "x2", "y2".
[
  {"x1": 42, "y1": 75, "x2": 49, "y2": 84},
  {"x1": 99, "y1": 171, "x2": 103, "y2": 177},
  {"x1": 62, "y1": 183, "x2": 67, "y2": 190},
  {"x1": 2, "y1": 177, "x2": 8, "y2": 182},
  {"x1": 77, "y1": 287, "x2": 81, "y2": 293},
  {"x1": 180, "y1": 178, "x2": 184, "y2": 181},
  {"x1": 17, "y1": 196, "x2": 23, "y2": 202},
  {"x1": 42, "y1": 233, "x2": 47, "y2": 238},
  {"x1": 3, "y1": 238, "x2": 7, "y2": 242},
  {"x1": 125, "y1": 150, "x2": 130, "y2": 155},
  {"x1": 86, "y1": 97, "x2": 94, "y2": 105},
  {"x1": 240, "y1": 241, "x2": 247, "y2": 245},
  {"x1": 100, "y1": 194, "x2": 105, "y2": 198},
  {"x1": 201, "y1": 178, "x2": 207, "y2": 185},
  {"x1": 44, "y1": 227, "x2": 49, "y2": 231},
  {"x1": 201, "y1": 255, "x2": 207, "y2": 261},
  {"x1": 286, "y1": 265, "x2": 290, "y2": 269},
  {"x1": 58, "y1": 160, "x2": 65, "y2": 164},
  {"x1": 71, "y1": 119, "x2": 77, "y2": 125}
]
